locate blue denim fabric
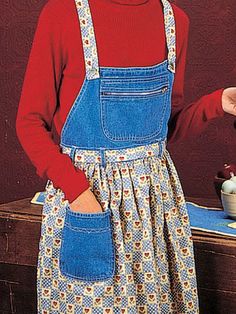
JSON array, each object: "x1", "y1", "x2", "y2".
[
  {"x1": 58, "y1": 59, "x2": 174, "y2": 282},
  {"x1": 59, "y1": 205, "x2": 115, "y2": 281},
  {"x1": 60, "y1": 60, "x2": 174, "y2": 151}
]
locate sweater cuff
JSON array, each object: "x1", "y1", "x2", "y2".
[
  {"x1": 60, "y1": 169, "x2": 91, "y2": 204},
  {"x1": 212, "y1": 87, "x2": 226, "y2": 118}
]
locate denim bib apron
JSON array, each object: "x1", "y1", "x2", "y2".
[{"x1": 36, "y1": 0, "x2": 200, "y2": 312}]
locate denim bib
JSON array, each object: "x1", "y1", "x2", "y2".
[{"x1": 60, "y1": 0, "x2": 176, "y2": 164}]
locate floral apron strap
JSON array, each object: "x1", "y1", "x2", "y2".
[
  {"x1": 74, "y1": 0, "x2": 176, "y2": 80},
  {"x1": 74, "y1": 0, "x2": 100, "y2": 80},
  {"x1": 160, "y1": 0, "x2": 176, "y2": 73}
]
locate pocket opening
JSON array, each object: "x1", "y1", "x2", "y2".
[
  {"x1": 66, "y1": 203, "x2": 111, "y2": 218},
  {"x1": 101, "y1": 85, "x2": 168, "y2": 97}
]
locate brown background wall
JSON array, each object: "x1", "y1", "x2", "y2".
[
  {"x1": 168, "y1": 0, "x2": 236, "y2": 199},
  {"x1": 1, "y1": 0, "x2": 236, "y2": 204}
]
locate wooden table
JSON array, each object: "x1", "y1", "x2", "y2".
[{"x1": 0, "y1": 197, "x2": 235, "y2": 314}]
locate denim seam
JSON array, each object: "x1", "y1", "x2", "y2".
[
  {"x1": 64, "y1": 225, "x2": 112, "y2": 232},
  {"x1": 60, "y1": 140, "x2": 166, "y2": 152},
  {"x1": 100, "y1": 74, "x2": 169, "y2": 83},
  {"x1": 59, "y1": 257, "x2": 115, "y2": 281},
  {"x1": 59, "y1": 268, "x2": 115, "y2": 281},
  {"x1": 101, "y1": 83, "x2": 168, "y2": 92}
]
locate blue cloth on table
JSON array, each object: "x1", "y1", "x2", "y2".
[
  {"x1": 186, "y1": 201, "x2": 236, "y2": 238},
  {"x1": 31, "y1": 191, "x2": 46, "y2": 205}
]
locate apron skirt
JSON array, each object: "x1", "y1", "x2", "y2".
[{"x1": 36, "y1": 141, "x2": 199, "y2": 314}]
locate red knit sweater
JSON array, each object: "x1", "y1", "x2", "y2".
[{"x1": 16, "y1": 0, "x2": 226, "y2": 203}]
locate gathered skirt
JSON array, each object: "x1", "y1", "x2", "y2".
[{"x1": 36, "y1": 141, "x2": 199, "y2": 314}]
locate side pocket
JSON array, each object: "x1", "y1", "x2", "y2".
[{"x1": 59, "y1": 206, "x2": 115, "y2": 282}]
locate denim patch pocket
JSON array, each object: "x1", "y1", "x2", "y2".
[
  {"x1": 100, "y1": 76, "x2": 170, "y2": 142},
  {"x1": 59, "y1": 206, "x2": 115, "y2": 282}
]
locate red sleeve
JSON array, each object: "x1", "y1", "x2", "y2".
[
  {"x1": 15, "y1": 2, "x2": 90, "y2": 203},
  {"x1": 167, "y1": 6, "x2": 226, "y2": 144}
]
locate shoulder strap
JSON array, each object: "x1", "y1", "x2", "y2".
[
  {"x1": 74, "y1": 0, "x2": 100, "y2": 80},
  {"x1": 160, "y1": 0, "x2": 176, "y2": 73}
]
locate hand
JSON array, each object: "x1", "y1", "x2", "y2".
[
  {"x1": 68, "y1": 187, "x2": 103, "y2": 214},
  {"x1": 222, "y1": 87, "x2": 236, "y2": 116}
]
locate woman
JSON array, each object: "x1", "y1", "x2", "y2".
[{"x1": 16, "y1": 0, "x2": 236, "y2": 313}]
